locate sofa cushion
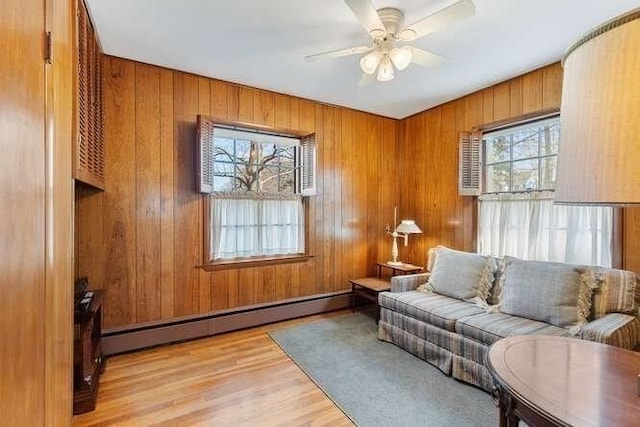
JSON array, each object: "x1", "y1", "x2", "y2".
[
  {"x1": 590, "y1": 267, "x2": 638, "y2": 319},
  {"x1": 496, "y1": 257, "x2": 596, "y2": 332},
  {"x1": 378, "y1": 291, "x2": 484, "y2": 332},
  {"x1": 426, "y1": 246, "x2": 496, "y2": 304},
  {"x1": 456, "y1": 312, "x2": 571, "y2": 346}
]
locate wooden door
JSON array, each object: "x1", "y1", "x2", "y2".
[
  {"x1": 1, "y1": 0, "x2": 74, "y2": 424},
  {"x1": 0, "y1": 0, "x2": 47, "y2": 423}
]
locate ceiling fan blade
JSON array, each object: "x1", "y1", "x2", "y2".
[
  {"x1": 400, "y1": 0, "x2": 475, "y2": 42},
  {"x1": 410, "y1": 47, "x2": 447, "y2": 67},
  {"x1": 345, "y1": 0, "x2": 387, "y2": 39},
  {"x1": 358, "y1": 73, "x2": 375, "y2": 87},
  {"x1": 305, "y1": 45, "x2": 373, "y2": 62}
]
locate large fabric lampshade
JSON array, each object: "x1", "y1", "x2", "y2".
[{"x1": 555, "y1": 9, "x2": 640, "y2": 205}]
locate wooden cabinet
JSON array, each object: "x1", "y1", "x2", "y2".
[
  {"x1": 75, "y1": 0, "x2": 105, "y2": 189},
  {"x1": 74, "y1": 290, "x2": 106, "y2": 414}
]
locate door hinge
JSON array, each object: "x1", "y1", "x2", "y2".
[{"x1": 45, "y1": 32, "x2": 52, "y2": 64}]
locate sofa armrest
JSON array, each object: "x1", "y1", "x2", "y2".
[
  {"x1": 390, "y1": 273, "x2": 430, "y2": 293},
  {"x1": 581, "y1": 313, "x2": 640, "y2": 350}
]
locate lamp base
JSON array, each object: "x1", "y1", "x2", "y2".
[{"x1": 387, "y1": 261, "x2": 403, "y2": 266}]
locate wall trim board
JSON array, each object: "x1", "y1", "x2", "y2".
[{"x1": 102, "y1": 291, "x2": 351, "y2": 355}]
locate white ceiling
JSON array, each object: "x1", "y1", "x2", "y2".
[{"x1": 86, "y1": 0, "x2": 639, "y2": 119}]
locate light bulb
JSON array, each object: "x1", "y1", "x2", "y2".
[
  {"x1": 359, "y1": 50, "x2": 383, "y2": 75},
  {"x1": 377, "y1": 54, "x2": 394, "y2": 82},
  {"x1": 390, "y1": 46, "x2": 413, "y2": 71}
]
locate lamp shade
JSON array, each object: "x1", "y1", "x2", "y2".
[
  {"x1": 389, "y1": 46, "x2": 413, "y2": 71},
  {"x1": 360, "y1": 50, "x2": 383, "y2": 75},
  {"x1": 555, "y1": 8, "x2": 640, "y2": 205},
  {"x1": 395, "y1": 220, "x2": 422, "y2": 234},
  {"x1": 377, "y1": 55, "x2": 395, "y2": 82}
]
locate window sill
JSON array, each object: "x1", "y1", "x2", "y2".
[{"x1": 202, "y1": 254, "x2": 314, "y2": 271}]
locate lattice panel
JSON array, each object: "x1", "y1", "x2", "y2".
[{"x1": 75, "y1": 0, "x2": 105, "y2": 189}]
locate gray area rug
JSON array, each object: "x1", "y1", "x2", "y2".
[{"x1": 269, "y1": 313, "x2": 497, "y2": 427}]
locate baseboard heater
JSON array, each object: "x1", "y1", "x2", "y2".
[{"x1": 102, "y1": 290, "x2": 351, "y2": 355}]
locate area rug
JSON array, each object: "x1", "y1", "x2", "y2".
[{"x1": 269, "y1": 313, "x2": 497, "y2": 427}]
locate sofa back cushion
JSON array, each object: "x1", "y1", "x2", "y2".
[
  {"x1": 497, "y1": 257, "x2": 597, "y2": 332},
  {"x1": 426, "y1": 246, "x2": 496, "y2": 304},
  {"x1": 590, "y1": 267, "x2": 638, "y2": 319}
]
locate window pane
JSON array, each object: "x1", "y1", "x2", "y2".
[
  {"x1": 235, "y1": 140, "x2": 252, "y2": 164},
  {"x1": 541, "y1": 156, "x2": 557, "y2": 190},
  {"x1": 486, "y1": 136, "x2": 511, "y2": 163},
  {"x1": 487, "y1": 163, "x2": 511, "y2": 192},
  {"x1": 213, "y1": 138, "x2": 235, "y2": 162},
  {"x1": 512, "y1": 159, "x2": 539, "y2": 191},
  {"x1": 512, "y1": 129, "x2": 539, "y2": 160},
  {"x1": 541, "y1": 122, "x2": 560, "y2": 156}
]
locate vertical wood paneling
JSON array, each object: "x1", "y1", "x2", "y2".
[
  {"x1": 623, "y1": 208, "x2": 640, "y2": 273},
  {"x1": 509, "y1": 78, "x2": 523, "y2": 117},
  {"x1": 46, "y1": 0, "x2": 75, "y2": 421},
  {"x1": 238, "y1": 86, "x2": 255, "y2": 122},
  {"x1": 103, "y1": 57, "x2": 137, "y2": 326},
  {"x1": 173, "y1": 72, "x2": 201, "y2": 316},
  {"x1": 482, "y1": 88, "x2": 494, "y2": 124},
  {"x1": 135, "y1": 64, "x2": 162, "y2": 322},
  {"x1": 522, "y1": 69, "x2": 543, "y2": 114},
  {"x1": 210, "y1": 80, "x2": 229, "y2": 120},
  {"x1": 493, "y1": 81, "x2": 511, "y2": 121},
  {"x1": 1, "y1": 0, "x2": 46, "y2": 421},
  {"x1": 542, "y1": 63, "x2": 563, "y2": 110},
  {"x1": 159, "y1": 69, "x2": 175, "y2": 319}
]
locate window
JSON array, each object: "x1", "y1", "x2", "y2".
[
  {"x1": 478, "y1": 116, "x2": 613, "y2": 267},
  {"x1": 197, "y1": 116, "x2": 316, "y2": 265},
  {"x1": 485, "y1": 117, "x2": 559, "y2": 193}
]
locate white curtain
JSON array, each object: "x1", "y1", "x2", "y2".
[
  {"x1": 210, "y1": 197, "x2": 304, "y2": 260},
  {"x1": 478, "y1": 191, "x2": 612, "y2": 267}
]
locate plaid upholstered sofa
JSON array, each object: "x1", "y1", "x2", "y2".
[{"x1": 377, "y1": 246, "x2": 640, "y2": 392}]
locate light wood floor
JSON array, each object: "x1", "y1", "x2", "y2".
[{"x1": 73, "y1": 311, "x2": 354, "y2": 426}]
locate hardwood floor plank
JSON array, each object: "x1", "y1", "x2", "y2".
[{"x1": 73, "y1": 311, "x2": 353, "y2": 426}]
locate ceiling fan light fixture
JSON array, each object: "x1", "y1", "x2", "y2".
[
  {"x1": 369, "y1": 28, "x2": 387, "y2": 39},
  {"x1": 399, "y1": 28, "x2": 417, "y2": 42},
  {"x1": 377, "y1": 54, "x2": 395, "y2": 81},
  {"x1": 360, "y1": 50, "x2": 383, "y2": 75},
  {"x1": 389, "y1": 46, "x2": 413, "y2": 70}
]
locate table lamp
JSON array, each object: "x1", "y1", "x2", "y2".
[{"x1": 386, "y1": 207, "x2": 423, "y2": 265}]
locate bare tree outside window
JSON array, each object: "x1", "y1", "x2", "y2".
[{"x1": 213, "y1": 138, "x2": 297, "y2": 194}]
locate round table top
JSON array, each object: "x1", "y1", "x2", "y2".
[{"x1": 487, "y1": 335, "x2": 640, "y2": 427}]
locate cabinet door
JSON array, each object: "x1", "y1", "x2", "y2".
[
  {"x1": 75, "y1": 0, "x2": 105, "y2": 189},
  {"x1": 0, "y1": 0, "x2": 47, "y2": 424}
]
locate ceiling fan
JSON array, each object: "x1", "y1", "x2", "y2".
[{"x1": 305, "y1": 0, "x2": 476, "y2": 85}]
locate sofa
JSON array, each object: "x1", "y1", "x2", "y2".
[{"x1": 377, "y1": 246, "x2": 640, "y2": 392}]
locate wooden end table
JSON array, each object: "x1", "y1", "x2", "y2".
[
  {"x1": 376, "y1": 262, "x2": 423, "y2": 278},
  {"x1": 487, "y1": 335, "x2": 640, "y2": 427},
  {"x1": 349, "y1": 277, "x2": 391, "y2": 323}
]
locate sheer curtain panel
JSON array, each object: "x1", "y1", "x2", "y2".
[
  {"x1": 210, "y1": 197, "x2": 304, "y2": 260},
  {"x1": 478, "y1": 191, "x2": 612, "y2": 267}
]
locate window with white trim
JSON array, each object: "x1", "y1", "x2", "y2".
[
  {"x1": 197, "y1": 116, "x2": 316, "y2": 263},
  {"x1": 477, "y1": 115, "x2": 613, "y2": 267}
]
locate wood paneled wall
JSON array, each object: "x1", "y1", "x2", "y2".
[
  {"x1": 398, "y1": 63, "x2": 564, "y2": 263},
  {"x1": 1, "y1": 0, "x2": 74, "y2": 423},
  {"x1": 76, "y1": 56, "x2": 399, "y2": 329},
  {"x1": 398, "y1": 62, "x2": 640, "y2": 272}
]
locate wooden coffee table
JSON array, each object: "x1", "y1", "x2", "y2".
[
  {"x1": 487, "y1": 335, "x2": 640, "y2": 427},
  {"x1": 349, "y1": 277, "x2": 391, "y2": 323}
]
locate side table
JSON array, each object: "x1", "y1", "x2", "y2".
[
  {"x1": 349, "y1": 277, "x2": 391, "y2": 323},
  {"x1": 376, "y1": 262, "x2": 423, "y2": 278}
]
